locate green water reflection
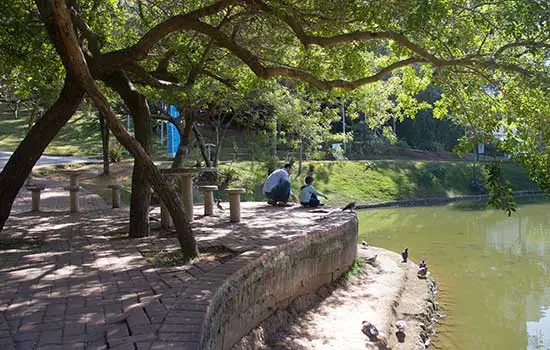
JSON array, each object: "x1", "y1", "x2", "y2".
[{"x1": 358, "y1": 198, "x2": 550, "y2": 350}]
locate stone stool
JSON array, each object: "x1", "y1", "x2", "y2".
[
  {"x1": 64, "y1": 185, "x2": 80, "y2": 213},
  {"x1": 27, "y1": 185, "x2": 46, "y2": 212},
  {"x1": 108, "y1": 184, "x2": 122, "y2": 208},
  {"x1": 226, "y1": 188, "x2": 246, "y2": 222},
  {"x1": 199, "y1": 185, "x2": 218, "y2": 216}
]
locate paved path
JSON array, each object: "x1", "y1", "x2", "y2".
[
  {"x1": 0, "y1": 179, "x2": 352, "y2": 349},
  {"x1": 0, "y1": 151, "x2": 101, "y2": 172}
]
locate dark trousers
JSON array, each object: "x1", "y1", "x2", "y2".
[
  {"x1": 301, "y1": 194, "x2": 320, "y2": 207},
  {"x1": 265, "y1": 180, "x2": 290, "y2": 202}
]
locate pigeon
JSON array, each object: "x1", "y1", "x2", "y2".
[
  {"x1": 365, "y1": 255, "x2": 377, "y2": 265},
  {"x1": 342, "y1": 200, "x2": 356, "y2": 211},
  {"x1": 216, "y1": 199, "x2": 224, "y2": 211},
  {"x1": 401, "y1": 248, "x2": 408, "y2": 263},
  {"x1": 361, "y1": 321, "x2": 379, "y2": 340},
  {"x1": 361, "y1": 240, "x2": 368, "y2": 249}
]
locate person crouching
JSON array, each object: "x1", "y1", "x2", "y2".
[{"x1": 263, "y1": 163, "x2": 298, "y2": 206}]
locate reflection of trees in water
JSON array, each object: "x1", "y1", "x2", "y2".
[
  {"x1": 358, "y1": 203, "x2": 550, "y2": 349},
  {"x1": 527, "y1": 307, "x2": 550, "y2": 349}
]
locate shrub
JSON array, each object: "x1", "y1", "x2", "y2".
[{"x1": 109, "y1": 146, "x2": 124, "y2": 163}]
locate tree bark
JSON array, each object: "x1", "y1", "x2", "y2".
[
  {"x1": 192, "y1": 124, "x2": 212, "y2": 167},
  {"x1": 0, "y1": 76, "x2": 84, "y2": 231},
  {"x1": 28, "y1": 99, "x2": 40, "y2": 130},
  {"x1": 41, "y1": 0, "x2": 198, "y2": 259},
  {"x1": 171, "y1": 111, "x2": 193, "y2": 169},
  {"x1": 105, "y1": 71, "x2": 152, "y2": 238},
  {"x1": 98, "y1": 112, "x2": 110, "y2": 175}
]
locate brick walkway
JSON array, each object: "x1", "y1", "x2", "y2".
[{"x1": 1, "y1": 180, "x2": 351, "y2": 349}]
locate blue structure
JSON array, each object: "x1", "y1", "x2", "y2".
[{"x1": 167, "y1": 105, "x2": 180, "y2": 157}]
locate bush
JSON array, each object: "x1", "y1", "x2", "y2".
[
  {"x1": 262, "y1": 156, "x2": 281, "y2": 176},
  {"x1": 468, "y1": 178, "x2": 487, "y2": 194},
  {"x1": 395, "y1": 139, "x2": 411, "y2": 149},
  {"x1": 109, "y1": 146, "x2": 124, "y2": 163}
]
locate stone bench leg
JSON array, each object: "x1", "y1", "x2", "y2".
[
  {"x1": 67, "y1": 186, "x2": 80, "y2": 213},
  {"x1": 226, "y1": 188, "x2": 245, "y2": 222},
  {"x1": 108, "y1": 185, "x2": 122, "y2": 208},
  {"x1": 200, "y1": 185, "x2": 218, "y2": 216},
  {"x1": 32, "y1": 191, "x2": 41, "y2": 212},
  {"x1": 27, "y1": 186, "x2": 45, "y2": 212}
]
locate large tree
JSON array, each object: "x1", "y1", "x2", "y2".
[{"x1": 1, "y1": 0, "x2": 549, "y2": 258}]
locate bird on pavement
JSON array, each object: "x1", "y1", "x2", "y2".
[
  {"x1": 401, "y1": 248, "x2": 409, "y2": 263},
  {"x1": 216, "y1": 199, "x2": 224, "y2": 211},
  {"x1": 342, "y1": 200, "x2": 356, "y2": 211},
  {"x1": 361, "y1": 321, "x2": 379, "y2": 340},
  {"x1": 361, "y1": 240, "x2": 368, "y2": 249}
]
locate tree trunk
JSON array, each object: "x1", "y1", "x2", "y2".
[
  {"x1": 0, "y1": 76, "x2": 84, "y2": 231},
  {"x1": 298, "y1": 138, "x2": 303, "y2": 175},
  {"x1": 98, "y1": 113, "x2": 110, "y2": 175},
  {"x1": 192, "y1": 124, "x2": 212, "y2": 167},
  {"x1": 172, "y1": 112, "x2": 193, "y2": 169},
  {"x1": 213, "y1": 114, "x2": 235, "y2": 167},
  {"x1": 39, "y1": 0, "x2": 197, "y2": 259},
  {"x1": 28, "y1": 99, "x2": 40, "y2": 130},
  {"x1": 105, "y1": 71, "x2": 151, "y2": 238}
]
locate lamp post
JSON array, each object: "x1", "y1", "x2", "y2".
[
  {"x1": 341, "y1": 102, "x2": 346, "y2": 153},
  {"x1": 205, "y1": 143, "x2": 216, "y2": 162}
]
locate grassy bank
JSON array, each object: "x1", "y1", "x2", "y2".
[{"x1": 222, "y1": 160, "x2": 538, "y2": 206}]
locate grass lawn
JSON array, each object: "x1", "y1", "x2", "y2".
[
  {"x1": 219, "y1": 160, "x2": 538, "y2": 206},
  {"x1": 0, "y1": 113, "x2": 103, "y2": 156}
]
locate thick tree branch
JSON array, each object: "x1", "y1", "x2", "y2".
[
  {"x1": 246, "y1": 0, "x2": 446, "y2": 63},
  {"x1": 201, "y1": 70, "x2": 237, "y2": 90},
  {"x1": 69, "y1": 8, "x2": 101, "y2": 56},
  {"x1": 152, "y1": 114, "x2": 184, "y2": 135},
  {"x1": 125, "y1": 64, "x2": 190, "y2": 91},
  {"x1": 494, "y1": 41, "x2": 550, "y2": 58},
  {"x1": 101, "y1": 0, "x2": 237, "y2": 65}
]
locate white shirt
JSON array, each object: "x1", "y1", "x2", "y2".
[{"x1": 263, "y1": 168, "x2": 289, "y2": 194}]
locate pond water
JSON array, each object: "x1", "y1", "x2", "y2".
[{"x1": 358, "y1": 198, "x2": 550, "y2": 350}]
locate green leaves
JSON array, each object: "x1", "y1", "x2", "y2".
[{"x1": 486, "y1": 161, "x2": 516, "y2": 217}]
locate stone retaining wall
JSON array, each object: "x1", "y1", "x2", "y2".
[{"x1": 199, "y1": 215, "x2": 358, "y2": 350}]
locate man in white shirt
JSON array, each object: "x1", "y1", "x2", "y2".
[{"x1": 263, "y1": 163, "x2": 298, "y2": 206}]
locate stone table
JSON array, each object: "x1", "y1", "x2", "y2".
[
  {"x1": 57, "y1": 169, "x2": 87, "y2": 212},
  {"x1": 160, "y1": 167, "x2": 216, "y2": 222}
]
